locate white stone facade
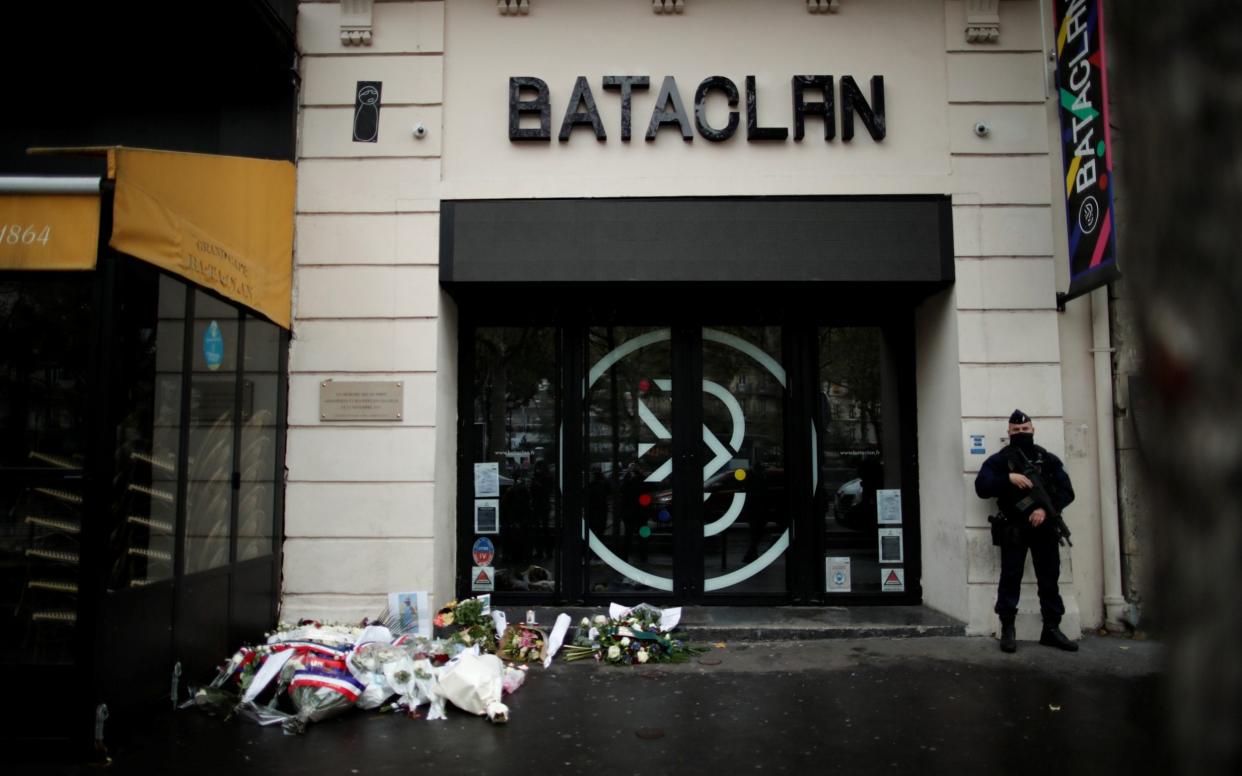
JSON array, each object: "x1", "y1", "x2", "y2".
[
  {"x1": 286, "y1": 0, "x2": 452, "y2": 622},
  {"x1": 283, "y1": 0, "x2": 1111, "y2": 639}
]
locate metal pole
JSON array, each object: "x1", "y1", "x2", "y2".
[{"x1": 1091, "y1": 286, "x2": 1127, "y2": 629}]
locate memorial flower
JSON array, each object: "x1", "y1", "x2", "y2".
[
  {"x1": 434, "y1": 598, "x2": 497, "y2": 653},
  {"x1": 561, "y1": 603, "x2": 705, "y2": 666},
  {"x1": 498, "y1": 623, "x2": 547, "y2": 663}
]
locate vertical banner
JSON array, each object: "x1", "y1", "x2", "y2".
[{"x1": 1054, "y1": 0, "x2": 1120, "y2": 302}]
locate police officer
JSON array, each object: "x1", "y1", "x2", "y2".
[{"x1": 975, "y1": 409, "x2": 1078, "y2": 653}]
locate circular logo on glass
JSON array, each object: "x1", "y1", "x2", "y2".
[{"x1": 581, "y1": 328, "x2": 813, "y2": 593}]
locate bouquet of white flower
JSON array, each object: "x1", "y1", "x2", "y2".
[{"x1": 560, "y1": 604, "x2": 703, "y2": 665}]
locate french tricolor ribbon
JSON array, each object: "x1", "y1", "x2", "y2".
[
  {"x1": 299, "y1": 654, "x2": 348, "y2": 672},
  {"x1": 270, "y1": 641, "x2": 351, "y2": 658},
  {"x1": 289, "y1": 669, "x2": 365, "y2": 703}
]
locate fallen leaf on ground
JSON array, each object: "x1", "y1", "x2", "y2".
[{"x1": 714, "y1": 642, "x2": 727, "y2": 649}]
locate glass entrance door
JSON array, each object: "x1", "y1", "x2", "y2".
[
  {"x1": 459, "y1": 313, "x2": 918, "y2": 605},
  {"x1": 700, "y1": 326, "x2": 788, "y2": 595},
  {"x1": 581, "y1": 325, "x2": 792, "y2": 598},
  {"x1": 585, "y1": 326, "x2": 674, "y2": 595}
]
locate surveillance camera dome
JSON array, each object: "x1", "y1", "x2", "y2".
[{"x1": 413, "y1": 123, "x2": 428, "y2": 138}]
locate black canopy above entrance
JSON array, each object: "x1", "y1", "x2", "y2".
[{"x1": 440, "y1": 196, "x2": 953, "y2": 285}]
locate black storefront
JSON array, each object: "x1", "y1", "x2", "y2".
[
  {"x1": 443, "y1": 196, "x2": 953, "y2": 607},
  {"x1": 1, "y1": 239, "x2": 289, "y2": 746},
  {"x1": 0, "y1": 0, "x2": 298, "y2": 756}
]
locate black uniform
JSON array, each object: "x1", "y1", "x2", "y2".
[{"x1": 974, "y1": 443, "x2": 1075, "y2": 625}]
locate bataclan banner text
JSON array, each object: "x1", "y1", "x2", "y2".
[
  {"x1": 1053, "y1": 0, "x2": 1120, "y2": 302},
  {"x1": 509, "y1": 75, "x2": 885, "y2": 144}
]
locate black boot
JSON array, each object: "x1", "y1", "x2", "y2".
[
  {"x1": 1039, "y1": 625, "x2": 1079, "y2": 652},
  {"x1": 999, "y1": 617, "x2": 1016, "y2": 653}
]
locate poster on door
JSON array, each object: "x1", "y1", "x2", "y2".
[
  {"x1": 877, "y1": 489, "x2": 902, "y2": 525},
  {"x1": 877, "y1": 528, "x2": 904, "y2": 564},
  {"x1": 474, "y1": 499, "x2": 499, "y2": 534},
  {"x1": 825, "y1": 556, "x2": 851, "y2": 593},
  {"x1": 472, "y1": 566, "x2": 495, "y2": 592},
  {"x1": 881, "y1": 568, "x2": 906, "y2": 593}
]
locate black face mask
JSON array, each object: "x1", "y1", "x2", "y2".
[{"x1": 1009, "y1": 432, "x2": 1034, "y2": 451}]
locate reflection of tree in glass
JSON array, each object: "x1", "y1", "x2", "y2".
[
  {"x1": 819, "y1": 328, "x2": 882, "y2": 448},
  {"x1": 474, "y1": 328, "x2": 555, "y2": 460},
  {"x1": 705, "y1": 327, "x2": 783, "y2": 465},
  {"x1": 587, "y1": 328, "x2": 640, "y2": 483}
]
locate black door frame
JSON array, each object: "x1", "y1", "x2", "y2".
[{"x1": 454, "y1": 283, "x2": 927, "y2": 606}]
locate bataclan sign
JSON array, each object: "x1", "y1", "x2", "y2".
[{"x1": 509, "y1": 75, "x2": 885, "y2": 143}]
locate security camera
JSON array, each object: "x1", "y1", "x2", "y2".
[
  {"x1": 413, "y1": 123, "x2": 428, "y2": 139},
  {"x1": 973, "y1": 121, "x2": 991, "y2": 137}
]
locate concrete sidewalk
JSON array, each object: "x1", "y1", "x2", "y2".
[
  {"x1": 530, "y1": 604, "x2": 966, "y2": 641},
  {"x1": 27, "y1": 633, "x2": 1165, "y2": 776}
]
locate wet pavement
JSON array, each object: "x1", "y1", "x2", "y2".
[
  {"x1": 530, "y1": 605, "x2": 966, "y2": 641},
  {"x1": 24, "y1": 634, "x2": 1165, "y2": 776}
]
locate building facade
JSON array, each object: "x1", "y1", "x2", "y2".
[{"x1": 286, "y1": 0, "x2": 1125, "y2": 639}]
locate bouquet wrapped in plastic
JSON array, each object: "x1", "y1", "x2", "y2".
[
  {"x1": 187, "y1": 604, "x2": 542, "y2": 732},
  {"x1": 435, "y1": 652, "x2": 516, "y2": 723},
  {"x1": 283, "y1": 653, "x2": 366, "y2": 734},
  {"x1": 497, "y1": 623, "x2": 547, "y2": 663}
]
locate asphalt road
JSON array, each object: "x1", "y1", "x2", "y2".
[{"x1": 24, "y1": 634, "x2": 1166, "y2": 776}]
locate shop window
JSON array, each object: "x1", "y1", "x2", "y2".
[
  {"x1": 185, "y1": 292, "x2": 240, "y2": 573},
  {"x1": 110, "y1": 269, "x2": 186, "y2": 587},
  {"x1": 238, "y1": 314, "x2": 280, "y2": 562},
  {"x1": 0, "y1": 275, "x2": 93, "y2": 665}
]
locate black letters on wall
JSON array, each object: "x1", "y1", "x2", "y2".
[
  {"x1": 840, "y1": 75, "x2": 886, "y2": 142},
  {"x1": 509, "y1": 77, "x2": 551, "y2": 141},
  {"x1": 509, "y1": 74, "x2": 886, "y2": 144},
  {"x1": 558, "y1": 76, "x2": 607, "y2": 141},
  {"x1": 646, "y1": 76, "x2": 693, "y2": 142},
  {"x1": 792, "y1": 76, "x2": 834, "y2": 141},
  {"x1": 694, "y1": 76, "x2": 740, "y2": 142},
  {"x1": 745, "y1": 75, "x2": 788, "y2": 141},
  {"x1": 602, "y1": 76, "x2": 650, "y2": 142}
]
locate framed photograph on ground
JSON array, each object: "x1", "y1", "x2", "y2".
[{"x1": 387, "y1": 590, "x2": 431, "y2": 638}]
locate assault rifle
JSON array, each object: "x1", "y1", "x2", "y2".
[{"x1": 1014, "y1": 449, "x2": 1073, "y2": 547}]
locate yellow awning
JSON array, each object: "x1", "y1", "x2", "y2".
[
  {"x1": 108, "y1": 148, "x2": 295, "y2": 329},
  {"x1": 0, "y1": 192, "x2": 100, "y2": 270},
  {"x1": 7, "y1": 146, "x2": 295, "y2": 328}
]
